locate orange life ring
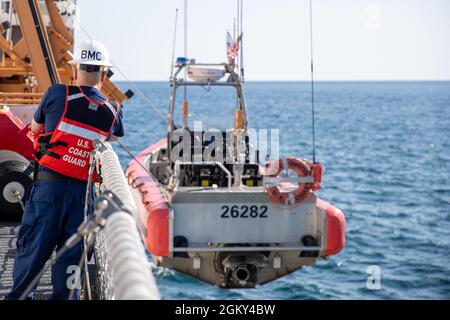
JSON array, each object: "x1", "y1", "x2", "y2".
[{"x1": 264, "y1": 158, "x2": 315, "y2": 206}]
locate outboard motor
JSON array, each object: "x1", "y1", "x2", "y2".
[{"x1": 221, "y1": 253, "x2": 268, "y2": 288}]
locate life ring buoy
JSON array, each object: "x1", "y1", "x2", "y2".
[{"x1": 264, "y1": 158, "x2": 321, "y2": 207}]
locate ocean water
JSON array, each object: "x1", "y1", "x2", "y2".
[{"x1": 114, "y1": 81, "x2": 450, "y2": 300}]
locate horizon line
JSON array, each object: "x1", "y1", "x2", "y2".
[{"x1": 113, "y1": 79, "x2": 450, "y2": 83}]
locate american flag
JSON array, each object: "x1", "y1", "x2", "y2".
[{"x1": 227, "y1": 32, "x2": 242, "y2": 62}]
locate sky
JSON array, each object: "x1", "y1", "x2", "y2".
[{"x1": 75, "y1": 0, "x2": 450, "y2": 81}]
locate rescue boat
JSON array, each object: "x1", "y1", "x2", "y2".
[{"x1": 126, "y1": 57, "x2": 346, "y2": 288}]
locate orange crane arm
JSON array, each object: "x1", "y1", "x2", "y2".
[
  {"x1": 3, "y1": 0, "x2": 132, "y2": 105},
  {"x1": 45, "y1": 0, "x2": 74, "y2": 45},
  {"x1": 12, "y1": 0, "x2": 60, "y2": 91}
]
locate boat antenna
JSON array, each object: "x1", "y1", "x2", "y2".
[
  {"x1": 182, "y1": 0, "x2": 189, "y2": 126},
  {"x1": 235, "y1": 0, "x2": 240, "y2": 73},
  {"x1": 239, "y1": 0, "x2": 244, "y2": 81},
  {"x1": 233, "y1": 17, "x2": 236, "y2": 44},
  {"x1": 184, "y1": 0, "x2": 188, "y2": 97},
  {"x1": 233, "y1": 14, "x2": 239, "y2": 109},
  {"x1": 170, "y1": 8, "x2": 179, "y2": 80},
  {"x1": 309, "y1": 0, "x2": 317, "y2": 163}
]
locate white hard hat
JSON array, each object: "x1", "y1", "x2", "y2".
[{"x1": 69, "y1": 40, "x2": 114, "y2": 67}]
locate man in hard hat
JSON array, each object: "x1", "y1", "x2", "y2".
[{"x1": 5, "y1": 40, "x2": 124, "y2": 300}]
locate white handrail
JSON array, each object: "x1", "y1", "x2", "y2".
[
  {"x1": 93, "y1": 141, "x2": 160, "y2": 300},
  {"x1": 105, "y1": 212, "x2": 160, "y2": 300},
  {"x1": 94, "y1": 141, "x2": 136, "y2": 214}
]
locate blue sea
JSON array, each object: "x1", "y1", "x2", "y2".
[{"x1": 114, "y1": 81, "x2": 450, "y2": 300}]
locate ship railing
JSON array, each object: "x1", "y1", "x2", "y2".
[
  {"x1": 172, "y1": 244, "x2": 322, "y2": 253},
  {"x1": 90, "y1": 140, "x2": 160, "y2": 300},
  {"x1": 175, "y1": 81, "x2": 239, "y2": 87}
]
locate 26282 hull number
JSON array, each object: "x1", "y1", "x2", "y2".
[{"x1": 221, "y1": 205, "x2": 268, "y2": 219}]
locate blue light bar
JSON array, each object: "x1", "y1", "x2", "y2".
[{"x1": 176, "y1": 57, "x2": 189, "y2": 64}]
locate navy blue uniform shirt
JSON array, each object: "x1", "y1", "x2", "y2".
[
  {"x1": 34, "y1": 84, "x2": 125, "y2": 175},
  {"x1": 34, "y1": 84, "x2": 124, "y2": 137}
]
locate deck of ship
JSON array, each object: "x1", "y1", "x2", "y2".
[{"x1": 0, "y1": 221, "x2": 52, "y2": 300}]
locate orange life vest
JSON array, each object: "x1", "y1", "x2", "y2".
[{"x1": 34, "y1": 85, "x2": 118, "y2": 182}]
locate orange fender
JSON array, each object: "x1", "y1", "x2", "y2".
[
  {"x1": 126, "y1": 139, "x2": 170, "y2": 257},
  {"x1": 317, "y1": 198, "x2": 346, "y2": 256}
]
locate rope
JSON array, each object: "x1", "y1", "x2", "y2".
[
  {"x1": 79, "y1": 152, "x2": 97, "y2": 300},
  {"x1": 170, "y1": 9, "x2": 179, "y2": 80},
  {"x1": 115, "y1": 139, "x2": 152, "y2": 176},
  {"x1": 19, "y1": 232, "x2": 85, "y2": 300},
  {"x1": 240, "y1": 0, "x2": 245, "y2": 81},
  {"x1": 309, "y1": 0, "x2": 317, "y2": 164},
  {"x1": 183, "y1": 0, "x2": 188, "y2": 102},
  {"x1": 68, "y1": 232, "x2": 95, "y2": 300},
  {"x1": 73, "y1": 18, "x2": 167, "y2": 122},
  {"x1": 113, "y1": 65, "x2": 166, "y2": 121}
]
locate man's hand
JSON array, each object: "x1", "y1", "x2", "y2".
[{"x1": 30, "y1": 119, "x2": 44, "y2": 135}]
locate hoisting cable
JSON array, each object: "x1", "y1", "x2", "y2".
[
  {"x1": 170, "y1": 9, "x2": 179, "y2": 80},
  {"x1": 236, "y1": 1, "x2": 240, "y2": 76},
  {"x1": 19, "y1": 252, "x2": 59, "y2": 300},
  {"x1": 182, "y1": 0, "x2": 189, "y2": 126},
  {"x1": 184, "y1": 0, "x2": 188, "y2": 97},
  {"x1": 113, "y1": 140, "x2": 170, "y2": 204},
  {"x1": 235, "y1": 1, "x2": 240, "y2": 109},
  {"x1": 115, "y1": 139, "x2": 152, "y2": 176},
  {"x1": 18, "y1": 176, "x2": 125, "y2": 300},
  {"x1": 309, "y1": 0, "x2": 317, "y2": 164},
  {"x1": 68, "y1": 231, "x2": 95, "y2": 300},
  {"x1": 18, "y1": 218, "x2": 97, "y2": 300},
  {"x1": 73, "y1": 18, "x2": 166, "y2": 123},
  {"x1": 239, "y1": 0, "x2": 245, "y2": 81},
  {"x1": 78, "y1": 151, "x2": 97, "y2": 300},
  {"x1": 114, "y1": 64, "x2": 166, "y2": 121}
]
